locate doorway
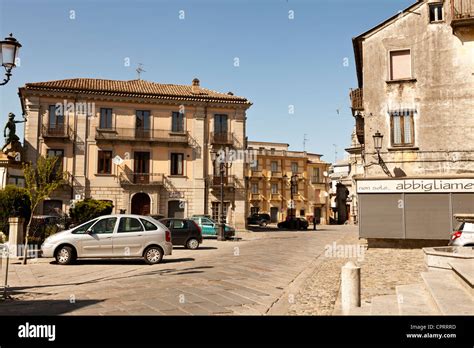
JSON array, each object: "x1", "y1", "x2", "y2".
[
  {"x1": 134, "y1": 152, "x2": 150, "y2": 184},
  {"x1": 270, "y1": 207, "x2": 279, "y2": 223},
  {"x1": 168, "y1": 200, "x2": 184, "y2": 218},
  {"x1": 131, "y1": 192, "x2": 151, "y2": 215}
]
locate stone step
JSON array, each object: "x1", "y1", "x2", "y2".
[
  {"x1": 396, "y1": 283, "x2": 440, "y2": 315},
  {"x1": 370, "y1": 295, "x2": 399, "y2": 315},
  {"x1": 449, "y1": 260, "x2": 474, "y2": 296},
  {"x1": 421, "y1": 272, "x2": 474, "y2": 315}
]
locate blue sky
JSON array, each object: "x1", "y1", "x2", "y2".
[{"x1": 0, "y1": 0, "x2": 414, "y2": 162}]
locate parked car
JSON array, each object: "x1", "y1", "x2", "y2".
[
  {"x1": 247, "y1": 213, "x2": 271, "y2": 227},
  {"x1": 449, "y1": 214, "x2": 474, "y2": 246},
  {"x1": 41, "y1": 214, "x2": 172, "y2": 265},
  {"x1": 277, "y1": 217, "x2": 309, "y2": 230},
  {"x1": 149, "y1": 214, "x2": 165, "y2": 221},
  {"x1": 189, "y1": 216, "x2": 235, "y2": 239},
  {"x1": 159, "y1": 218, "x2": 202, "y2": 249}
]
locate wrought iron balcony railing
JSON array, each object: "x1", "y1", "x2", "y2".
[
  {"x1": 119, "y1": 172, "x2": 165, "y2": 185},
  {"x1": 210, "y1": 132, "x2": 235, "y2": 146},
  {"x1": 96, "y1": 127, "x2": 189, "y2": 144},
  {"x1": 42, "y1": 124, "x2": 72, "y2": 139},
  {"x1": 350, "y1": 88, "x2": 364, "y2": 111},
  {"x1": 451, "y1": 0, "x2": 474, "y2": 27}
]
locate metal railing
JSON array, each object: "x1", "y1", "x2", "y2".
[
  {"x1": 96, "y1": 127, "x2": 189, "y2": 144},
  {"x1": 119, "y1": 172, "x2": 165, "y2": 185},
  {"x1": 209, "y1": 175, "x2": 236, "y2": 187},
  {"x1": 452, "y1": 0, "x2": 474, "y2": 20},
  {"x1": 210, "y1": 132, "x2": 235, "y2": 145},
  {"x1": 42, "y1": 124, "x2": 71, "y2": 138},
  {"x1": 350, "y1": 88, "x2": 364, "y2": 110}
]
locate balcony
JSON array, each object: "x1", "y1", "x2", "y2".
[
  {"x1": 208, "y1": 175, "x2": 238, "y2": 188},
  {"x1": 119, "y1": 172, "x2": 165, "y2": 186},
  {"x1": 350, "y1": 88, "x2": 363, "y2": 111},
  {"x1": 42, "y1": 124, "x2": 72, "y2": 139},
  {"x1": 96, "y1": 127, "x2": 190, "y2": 145},
  {"x1": 250, "y1": 193, "x2": 263, "y2": 201},
  {"x1": 270, "y1": 193, "x2": 282, "y2": 201},
  {"x1": 451, "y1": 0, "x2": 474, "y2": 28},
  {"x1": 210, "y1": 132, "x2": 237, "y2": 146},
  {"x1": 269, "y1": 170, "x2": 283, "y2": 178}
]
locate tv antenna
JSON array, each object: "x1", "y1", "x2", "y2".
[
  {"x1": 332, "y1": 144, "x2": 338, "y2": 163},
  {"x1": 303, "y1": 134, "x2": 308, "y2": 152},
  {"x1": 136, "y1": 63, "x2": 146, "y2": 80}
]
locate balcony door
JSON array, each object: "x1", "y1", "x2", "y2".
[
  {"x1": 135, "y1": 110, "x2": 151, "y2": 139},
  {"x1": 214, "y1": 114, "x2": 228, "y2": 142},
  {"x1": 134, "y1": 152, "x2": 150, "y2": 184},
  {"x1": 48, "y1": 105, "x2": 65, "y2": 134}
]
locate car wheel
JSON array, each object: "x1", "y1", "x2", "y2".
[
  {"x1": 260, "y1": 221, "x2": 268, "y2": 227},
  {"x1": 144, "y1": 246, "x2": 163, "y2": 265},
  {"x1": 55, "y1": 245, "x2": 75, "y2": 265},
  {"x1": 186, "y1": 238, "x2": 200, "y2": 250}
]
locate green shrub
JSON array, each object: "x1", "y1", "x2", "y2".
[
  {"x1": 0, "y1": 185, "x2": 31, "y2": 237},
  {"x1": 69, "y1": 199, "x2": 114, "y2": 224}
]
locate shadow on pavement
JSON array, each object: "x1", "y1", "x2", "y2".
[
  {"x1": 48, "y1": 257, "x2": 195, "y2": 266},
  {"x1": 0, "y1": 299, "x2": 104, "y2": 315}
]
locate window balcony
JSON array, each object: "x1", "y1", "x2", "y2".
[
  {"x1": 210, "y1": 132, "x2": 236, "y2": 146},
  {"x1": 451, "y1": 0, "x2": 474, "y2": 28},
  {"x1": 119, "y1": 172, "x2": 165, "y2": 186},
  {"x1": 270, "y1": 193, "x2": 282, "y2": 201},
  {"x1": 96, "y1": 127, "x2": 190, "y2": 145},
  {"x1": 250, "y1": 193, "x2": 263, "y2": 201},
  {"x1": 42, "y1": 124, "x2": 72, "y2": 139},
  {"x1": 350, "y1": 88, "x2": 364, "y2": 111}
]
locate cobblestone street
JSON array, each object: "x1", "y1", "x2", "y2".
[{"x1": 1, "y1": 226, "x2": 356, "y2": 315}]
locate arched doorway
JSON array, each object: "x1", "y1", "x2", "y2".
[{"x1": 131, "y1": 192, "x2": 151, "y2": 215}]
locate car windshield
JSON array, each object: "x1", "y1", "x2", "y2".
[
  {"x1": 454, "y1": 222, "x2": 465, "y2": 231},
  {"x1": 72, "y1": 219, "x2": 98, "y2": 234}
]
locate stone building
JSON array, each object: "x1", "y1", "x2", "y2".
[
  {"x1": 246, "y1": 141, "x2": 331, "y2": 224},
  {"x1": 350, "y1": 0, "x2": 474, "y2": 244},
  {"x1": 19, "y1": 78, "x2": 251, "y2": 229}
]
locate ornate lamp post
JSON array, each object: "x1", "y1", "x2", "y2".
[
  {"x1": 0, "y1": 34, "x2": 22, "y2": 86},
  {"x1": 283, "y1": 173, "x2": 298, "y2": 219},
  {"x1": 217, "y1": 155, "x2": 232, "y2": 241},
  {"x1": 373, "y1": 131, "x2": 393, "y2": 177}
]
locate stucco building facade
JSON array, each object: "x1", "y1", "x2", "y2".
[
  {"x1": 246, "y1": 141, "x2": 331, "y2": 225},
  {"x1": 350, "y1": 0, "x2": 474, "y2": 243},
  {"x1": 19, "y1": 78, "x2": 251, "y2": 229}
]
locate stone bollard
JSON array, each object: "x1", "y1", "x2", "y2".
[
  {"x1": 341, "y1": 260, "x2": 361, "y2": 315},
  {"x1": 8, "y1": 217, "x2": 24, "y2": 258}
]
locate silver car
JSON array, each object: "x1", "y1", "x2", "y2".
[
  {"x1": 41, "y1": 214, "x2": 172, "y2": 265},
  {"x1": 449, "y1": 214, "x2": 474, "y2": 247}
]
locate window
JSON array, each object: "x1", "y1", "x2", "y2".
[
  {"x1": 271, "y1": 183, "x2": 278, "y2": 194},
  {"x1": 98, "y1": 150, "x2": 112, "y2": 174},
  {"x1": 140, "y1": 219, "x2": 157, "y2": 231},
  {"x1": 91, "y1": 217, "x2": 117, "y2": 234},
  {"x1": 291, "y1": 162, "x2": 298, "y2": 174},
  {"x1": 389, "y1": 50, "x2": 411, "y2": 80},
  {"x1": 100, "y1": 108, "x2": 113, "y2": 129},
  {"x1": 170, "y1": 153, "x2": 184, "y2": 175},
  {"x1": 211, "y1": 202, "x2": 229, "y2": 222},
  {"x1": 8, "y1": 176, "x2": 25, "y2": 187},
  {"x1": 72, "y1": 219, "x2": 98, "y2": 234},
  {"x1": 300, "y1": 209, "x2": 305, "y2": 217},
  {"x1": 271, "y1": 161, "x2": 278, "y2": 172},
  {"x1": 118, "y1": 217, "x2": 144, "y2": 233},
  {"x1": 136, "y1": 110, "x2": 151, "y2": 130},
  {"x1": 48, "y1": 105, "x2": 64, "y2": 130},
  {"x1": 312, "y1": 167, "x2": 320, "y2": 184},
  {"x1": 172, "y1": 111, "x2": 185, "y2": 133},
  {"x1": 47, "y1": 149, "x2": 64, "y2": 177},
  {"x1": 214, "y1": 114, "x2": 228, "y2": 134},
  {"x1": 171, "y1": 220, "x2": 188, "y2": 229},
  {"x1": 391, "y1": 110, "x2": 415, "y2": 146},
  {"x1": 429, "y1": 3, "x2": 443, "y2": 22},
  {"x1": 252, "y1": 183, "x2": 259, "y2": 194},
  {"x1": 250, "y1": 207, "x2": 259, "y2": 215},
  {"x1": 251, "y1": 159, "x2": 258, "y2": 170}
]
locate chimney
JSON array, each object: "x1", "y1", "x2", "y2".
[{"x1": 191, "y1": 78, "x2": 200, "y2": 94}]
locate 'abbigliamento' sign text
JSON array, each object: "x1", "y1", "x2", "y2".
[{"x1": 357, "y1": 178, "x2": 474, "y2": 193}]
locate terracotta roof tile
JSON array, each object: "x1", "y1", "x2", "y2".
[{"x1": 23, "y1": 78, "x2": 251, "y2": 105}]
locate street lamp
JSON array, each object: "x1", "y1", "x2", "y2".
[
  {"x1": 283, "y1": 173, "x2": 298, "y2": 220},
  {"x1": 217, "y1": 155, "x2": 232, "y2": 241},
  {"x1": 0, "y1": 33, "x2": 22, "y2": 86},
  {"x1": 372, "y1": 131, "x2": 393, "y2": 177}
]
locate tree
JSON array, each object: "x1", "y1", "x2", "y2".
[
  {"x1": 0, "y1": 185, "x2": 31, "y2": 234},
  {"x1": 22, "y1": 155, "x2": 64, "y2": 264},
  {"x1": 69, "y1": 199, "x2": 114, "y2": 224}
]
